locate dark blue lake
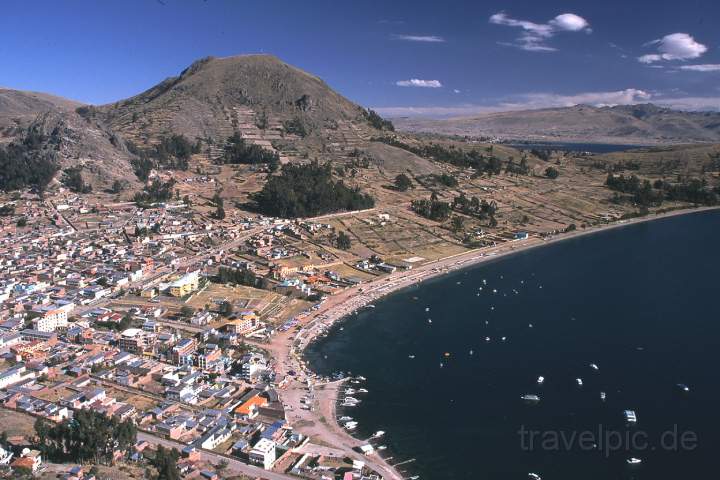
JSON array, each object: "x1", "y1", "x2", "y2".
[
  {"x1": 306, "y1": 210, "x2": 720, "y2": 480},
  {"x1": 508, "y1": 142, "x2": 646, "y2": 153}
]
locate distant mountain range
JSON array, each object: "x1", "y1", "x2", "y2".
[
  {"x1": 393, "y1": 104, "x2": 720, "y2": 145},
  {"x1": 3, "y1": 57, "x2": 720, "y2": 191}
]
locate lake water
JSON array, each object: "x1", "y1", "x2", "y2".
[
  {"x1": 507, "y1": 142, "x2": 645, "y2": 153},
  {"x1": 306, "y1": 210, "x2": 720, "y2": 480}
]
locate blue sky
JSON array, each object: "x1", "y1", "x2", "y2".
[{"x1": 1, "y1": 0, "x2": 719, "y2": 116}]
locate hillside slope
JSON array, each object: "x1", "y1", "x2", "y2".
[
  {"x1": 394, "y1": 104, "x2": 720, "y2": 145},
  {"x1": 94, "y1": 54, "x2": 382, "y2": 164},
  {"x1": 0, "y1": 88, "x2": 136, "y2": 189}
]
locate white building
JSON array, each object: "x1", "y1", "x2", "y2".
[
  {"x1": 0, "y1": 364, "x2": 31, "y2": 389},
  {"x1": 249, "y1": 438, "x2": 276, "y2": 470},
  {"x1": 31, "y1": 307, "x2": 68, "y2": 332}
]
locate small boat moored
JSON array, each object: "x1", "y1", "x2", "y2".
[{"x1": 624, "y1": 410, "x2": 638, "y2": 424}]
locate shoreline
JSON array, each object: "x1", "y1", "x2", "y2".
[{"x1": 272, "y1": 204, "x2": 719, "y2": 480}]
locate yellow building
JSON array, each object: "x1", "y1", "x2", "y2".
[{"x1": 169, "y1": 271, "x2": 199, "y2": 297}]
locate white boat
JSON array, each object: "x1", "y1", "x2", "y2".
[
  {"x1": 576, "y1": 378, "x2": 583, "y2": 387},
  {"x1": 339, "y1": 416, "x2": 353, "y2": 421},
  {"x1": 521, "y1": 394, "x2": 541, "y2": 403},
  {"x1": 408, "y1": 355, "x2": 416, "y2": 359},
  {"x1": 344, "y1": 421, "x2": 358, "y2": 430},
  {"x1": 627, "y1": 457, "x2": 642, "y2": 465},
  {"x1": 371, "y1": 430, "x2": 385, "y2": 438},
  {"x1": 537, "y1": 376, "x2": 545, "y2": 385},
  {"x1": 358, "y1": 388, "x2": 368, "y2": 393},
  {"x1": 600, "y1": 391, "x2": 606, "y2": 401},
  {"x1": 624, "y1": 410, "x2": 637, "y2": 423},
  {"x1": 528, "y1": 474, "x2": 542, "y2": 480},
  {"x1": 357, "y1": 376, "x2": 367, "y2": 381},
  {"x1": 377, "y1": 445, "x2": 387, "y2": 450},
  {"x1": 676, "y1": 383, "x2": 690, "y2": 392},
  {"x1": 485, "y1": 337, "x2": 491, "y2": 342},
  {"x1": 344, "y1": 388, "x2": 356, "y2": 395},
  {"x1": 590, "y1": 363, "x2": 599, "y2": 370}
]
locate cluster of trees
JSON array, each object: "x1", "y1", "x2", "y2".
[
  {"x1": 0, "y1": 129, "x2": 59, "y2": 192},
  {"x1": 452, "y1": 193, "x2": 498, "y2": 226},
  {"x1": 505, "y1": 157, "x2": 530, "y2": 176},
  {"x1": 394, "y1": 173, "x2": 412, "y2": 191},
  {"x1": 606, "y1": 174, "x2": 719, "y2": 207},
  {"x1": 127, "y1": 135, "x2": 199, "y2": 178},
  {"x1": 606, "y1": 174, "x2": 664, "y2": 206},
  {"x1": 0, "y1": 204, "x2": 15, "y2": 216},
  {"x1": 375, "y1": 137, "x2": 503, "y2": 176},
  {"x1": 364, "y1": 109, "x2": 395, "y2": 131},
  {"x1": 217, "y1": 266, "x2": 261, "y2": 288},
  {"x1": 254, "y1": 162, "x2": 375, "y2": 218},
  {"x1": 530, "y1": 148, "x2": 552, "y2": 162},
  {"x1": 133, "y1": 178, "x2": 177, "y2": 205},
  {"x1": 62, "y1": 166, "x2": 92, "y2": 193},
  {"x1": 217, "y1": 133, "x2": 280, "y2": 169},
  {"x1": 611, "y1": 160, "x2": 641, "y2": 172},
  {"x1": 336, "y1": 231, "x2": 352, "y2": 250},
  {"x1": 656, "y1": 178, "x2": 719, "y2": 205},
  {"x1": 545, "y1": 166, "x2": 560, "y2": 179},
  {"x1": 433, "y1": 173, "x2": 458, "y2": 187},
  {"x1": 152, "y1": 445, "x2": 181, "y2": 480},
  {"x1": 411, "y1": 195, "x2": 452, "y2": 221},
  {"x1": 211, "y1": 191, "x2": 225, "y2": 220},
  {"x1": 34, "y1": 409, "x2": 136, "y2": 464},
  {"x1": 283, "y1": 117, "x2": 309, "y2": 137}
]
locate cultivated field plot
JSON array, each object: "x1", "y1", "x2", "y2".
[
  {"x1": 329, "y1": 212, "x2": 459, "y2": 260},
  {"x1": 187, "y1": 283, "x2": 279, "y2": 312},
  {"x1": 0, "y1": 407, "x2": 36, "y2": 437}
]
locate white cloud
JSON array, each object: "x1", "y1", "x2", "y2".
[
  {"x1": 499, "y1": 89, "x2": 652, "y2": 109},
  {"x1": 375, "y1": 88, "x2": 654, "y2": 117},
  {"x1": 549, "y1": 13, "x2": 590, "y2": 32},
  {"x1": 678, "y1": 64, "x2": 720, "y2": 72},
  {"x1": 395, "y1": 79, "x2": 443, "y2": 88},
  {"x1": 392, "y1": 34, "x2": 445, "y2": 43},
  {"x1": 638, "y1": 33, "x2": 707, "y2": 63},
  {"x1": 489, "y1": 11, "x2": 590, "y2": 52},
  {"x1": 453, "y1": 89, "x2": 461, "y2": 94}
]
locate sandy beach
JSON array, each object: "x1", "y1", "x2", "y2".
[{"x1": 267, "y1": 205, "x2": 719, "y2": 479}]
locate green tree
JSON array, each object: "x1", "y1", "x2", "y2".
[
  {"x1": 153, "y1": 445, "x2": 181, "y2": 480},
  {"x1": 394, "y1": 173, "x2": 412, "y2": 191},
  {"x1": 336, "y1": 231, "x2": 352, "y2": 250},
  {"x1": 111, "y1": 180, "x2": 125, "y2": 194},
  {"x1": 451, "y1": 215, "x2": 465, "y2": 233},
  {"x1": 545, "y1": 166, "x2": 560, "y2": 179}
]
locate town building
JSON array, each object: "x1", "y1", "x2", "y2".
[{"x1": 249, "y1": 438, "x2": 276, "y2": 470}]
